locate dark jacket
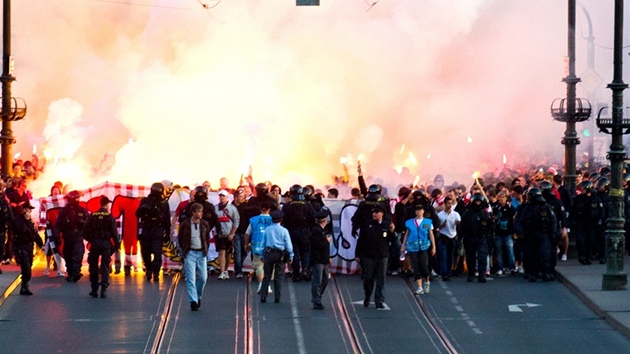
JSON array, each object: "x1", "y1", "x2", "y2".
[
  {"x1": 310, "y1": 224, "x2": 330, "y2": 265},
  {"x1": 178, "y1": 218, "x2": 211, "y2": 258},
  {"x1": 54, "y1": 203, "x2": 89, "y2": 242},
  {"x1": 13, "y1": 215, "x2": 43, "y2": 247},
  {"x1": 136, "y1": 195, "x2": 171, "y2": 241},
  {"x1": 355, "y1": 219, "x2": 395, "y2": 259},
  {"x1": 81, "y1": 207, "x2": 120, "y2": 246}
]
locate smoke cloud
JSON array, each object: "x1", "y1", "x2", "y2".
[{"x1": 9, "y1": 0, "x2": 620, "y2": 196}]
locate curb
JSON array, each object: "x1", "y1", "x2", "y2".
[{"x1": 554, "y1": 270, "x2": 630, "y2": 340}]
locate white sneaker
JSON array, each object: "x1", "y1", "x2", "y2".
[
  {"x1": 257, "y1": 283, "x2": 262, "y2": 294},
  {"x1": 496, "y1": 270, "x2": 503, "y2": 276},
  {"x1": 218, "y1": 271, "x2": 229, "y2": 280},
  {"x1": 561, "y1": 254, "x2": 567, "y2": 261},
  {"x1": 414, "y1": 287, "x2": 424, "y2": 295},
  {"x1": 268, "y1": 286, "x2": 273, "y2": 294},
  {"x1": 423, "y1": 281, "x2": 430, "y2": 294},
  {"x1": 517, "y1": 266, "x2": 524, "y2": 274},
  {"x1": 57, "y1": 271, "x2": 65, "y2": 277},
  {"x1": 43, "y1": 268, "x2": 50, "y2": 276}
]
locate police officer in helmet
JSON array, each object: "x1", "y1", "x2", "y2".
[
  {"x1": 54, "y1": 190, "x2": 89, "y2": 282},
  {"x1": 460, "y1": 192, "x2": 493, "y2": 283},
  {"x1": 82, "y1": 196, "x2": 120, "y2": 298},
  {"x1": 569, "y1": 180, "x2": 604, "y2": 265},
  {"x1": 282, "y1": 184, "x2": 316, "y2": 282},
  {"x1": 136, "y1": 183, "x2": 171, "y2": 281}
]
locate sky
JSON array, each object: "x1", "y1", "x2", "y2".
[{"x1": 6, "y1": 0, "x2": 628, "y2": 196}]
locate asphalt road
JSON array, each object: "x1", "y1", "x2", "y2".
[{"x1": 0, "y1": 268, "x2": 628, "y2": 354}]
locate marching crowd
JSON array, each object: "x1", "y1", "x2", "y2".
[{"x1": 0, "y1": 159, "x2": 625, "y2": 311}]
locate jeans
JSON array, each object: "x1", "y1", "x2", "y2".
[
  {"x1": 437, "y1": 234, "x2": 456, "y2": 277},
  {"x1": 184, "y1": 250, "x2": 208, "y2": 303},
  {"x1": 233, "y1": 233, "x2": 247, "y2": 275},
  {"x1": 493, "y1": 235, "x2": 515, "y2": 271}
]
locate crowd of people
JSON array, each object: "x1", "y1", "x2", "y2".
[{"x1": 0, "y1": 157, "x2": 625, "y2": 311}]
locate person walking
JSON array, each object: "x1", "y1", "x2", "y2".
[
  {"x1": 401, "y1": 204, "x2": 436, "y2": 295},
  {"x1": 82, "y1": 196, "x2": 120, "y2": 298},
  {"x1": 310, "y1": 210, "x2": 332, "y2": 309},
  {"x1": 136, "y1": 183, "x2": 171, "y2": 282},
  {"x1": 355, "y1": 204, "x2": 396, "y2": 309},
  {"x1": 12, "y1": 202, "x2": 43, "y2": 295},
  {"x1": 260, "y1": 210, "x2": 293, "y2": 304},
  {"x1": 54, "y1": 190, "x2": 89, "y2": 283},
  {"x1": 178, "y1": 203, "x2": 211, "y2": 311}
]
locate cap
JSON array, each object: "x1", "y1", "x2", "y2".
[
  {"x1": 219, "y1": 190, "x2": 229, "y2": 196},
  {"x1": 314, "y1": 210, "x2": 328, "y2": 219},
  {"x1": 371, "y1": 204, "x2": 386, "y2": 213},
  {"x1": 414, "y1": 203, "x2": 425, "y2": 210},
  {"x1": 100, "y1": 196, "x2": 112, "y2": 205},
  {"x1": 23, "y1": 202, "x2": 35, "y2": 210},
  {"x1": 270, "y1": 210, "x2": 284, "y2": 219}
]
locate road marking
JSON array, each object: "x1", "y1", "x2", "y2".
[
  {"x1": 288, "y1": 283, "x2": 307, "y2": 354},
  {"x1": 508, "y1": 303, "x2": 542, "y2": 312}
]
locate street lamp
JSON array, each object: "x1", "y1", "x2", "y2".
[
  {"x1": 0, "y1": 0, "x2": 26, "y2": 178},
  {"x1": 551, "y1": 0, "x2": 591, "y2": 196},
  {"x1": 596, "y1": 0, "x2": 628, "y2": 291}
]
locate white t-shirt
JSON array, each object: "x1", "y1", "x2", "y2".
[{"x1": 437, "y1": 209, "x2": 461, "y2": 238}]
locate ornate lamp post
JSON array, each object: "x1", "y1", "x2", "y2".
[
  {"x1": 596, "y1": 0, "x2": 628, "y2": 291},
  {"x1": 551, "y1": 0, "x2": 591, "y2": 196},
  {"x1": 0, "y1": 0, "x2": 27, "y2": 178}
]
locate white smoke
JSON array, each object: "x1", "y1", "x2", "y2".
[{"x1": 13, "y1": 0, "x2": 621, "y2": 197}]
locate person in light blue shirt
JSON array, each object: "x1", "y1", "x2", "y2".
[
  {"x1": 245, "y1": 202, "x2": 274, "y2": 294},
  {"x1": 260, "y1": 210, "x2": 294, "y2": 303},
  {"x1": 401, "y1": 204, "x2": 435, "y2": 295}
]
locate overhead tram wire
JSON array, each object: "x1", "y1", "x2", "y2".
[{"x1": 85, "y1": 0, "x2": 196, "y2": 11}]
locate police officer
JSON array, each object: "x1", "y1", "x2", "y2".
[
  {"x1": 355, "y1": 204, "x2": 396, "y2": 309},
  {"x1": 136, "y1": 183, "x2": 171, "y2": 281},
  {"x1": 83, "y1": 196, "x2": 120, "y2": 298},
  {"x1": 54, "y1": 190, "x2": 89, "y2": 282},
  {"x1": 12, "y1": 202, "x2": 43, "y2": 295},
  {"x1": 460, "y1": 193, "x2": 493, "y2": 283},
  {"x1": 569, "y1": 180, "x2": 604, "y2": 265},
  {"x1": 282, "y1": 185, "x2": 315, "y2": 282},
  {"x1": 539, "y1": 180, "x2": 568, "y2": 276},
  {"x1": 517, "y1": 188, "x2": 557, "y2": 282},
  {"x1": 310, "y1": 209, "x2": 332, "y2": 310}
]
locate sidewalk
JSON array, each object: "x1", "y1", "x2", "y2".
[{"x1": 555, "y1": 255, "x2": 630, "y2": 339}]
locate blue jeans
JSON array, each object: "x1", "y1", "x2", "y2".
[
  {"x1": 493, "y1": 235, "x2": 515, "y2": 270},
  {"x1": 184, "y1": 250, "x2": 208, "y2": 303},
  {"x1": 437, "y1": 234, "x2": 456, "y2": 277},
  {"x1": 233, "y1": 233, "x2": 247, "y2": 274}
]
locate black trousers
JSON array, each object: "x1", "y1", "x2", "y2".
[
  {"x1": 140, "y1": 238, "x2": 163, "y2": 277},
  {"x1": 14, "y1": 243, "x2": 34, "y2": 283},
  {"x1": 88, "y1": 239, "x2": 112, "y2": 288}
]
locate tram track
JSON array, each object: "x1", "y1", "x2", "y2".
[
  {"x1": 150, "y1": 272, "x2": 181, "y2": 354},
  {"x1": 404, "y1": 277, "x2": 458, "y2": 354},
  {"x1": 330, "y1": 275, "x2": 364, "y2": 354}
]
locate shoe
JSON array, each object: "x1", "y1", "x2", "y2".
[
  {"x1": 274, "y1": 298, "x2": 280, "y2": 303},
  {"x1": 542, "y1": 273, "x2": 552, "y2": 282},
  {"x1": 375, "y1": 302, "x2": 384, "y2": 309},
  {"x1": 89, "y1": 291, "x2": 98, "y2": 298},
  {"x1": 19, "y1": 285, "x2": 33, "y2": 296},
  {"x1": 190, "y1": 301, "x2": 198, "y2": 311},
  {"x1": 268, "y1": 286, "x2": 273, "y2": 294},
  {"x1": 561, "y1": 254, "x2": 567, "y2": 262},
  {"x1": 529, "y1": 275, "x2": 537, "y2": 283},
  {"x1": 496, "y1": 270, "x2": 503, "y2": 276},
  {"x1": 100, "y1": 289, "x2": 107, "y2": 298},
  {"x1": 146, "y1": 274, "x2": 152, "y2": 281},
  {"x1": 517, "y1": 266, "x2": 524, "y2": 274},
  {"x1": 43, "y1": 268, "x2": 50, "y2": 276},
  {"x1": 153, "y1": 274, "x2": 159, "y2": 281},
  {"x1": 72, "y1": 273, "x2": 83, "y2": 282},
  {"x1": 260, "y1": 297, "x2": 266, "y2": 303},
  {"x1": 485, "y1": 270, "x2": 490, "y2": 276},
  {"x1": 431, "y1": 270, "x2": 438, "y2": 277},
  {"x1": 257, "y1": 283, "x2": 262, "y2": 294},
  {"x1": 467, "y1": 274, "x2": 474, "y2": 282},
  {"x1": 474, "y1": 271, "x2": 479, "y2": 277},
  {"x1": 197, "y1": 299, "x2": 201, "y2": 308},
  {"x1": 414, "y1": 287, "x2": 424, "y2": 295},
  {"x1": 2, "y1": 259, "x2": 10, "y2": 265},
  {"x1": 442, "y1": 276, "x2": 450, "y2": 281},
  {"x1": 363, "y1": 298, "x2": 370, "y2": 307},
  {"x1": 313, "y1": 303, "x2": 325, "y2": 310},
  {"x1": 218, "y1": 271, "x2": 229, "y2": 280},
  {"x1": 114, "y1": 269, "x2": 121, "y2": 274},
  {"x1": 208, "y1": 267, "x2": 216, "y2": 275},
  {"x1": 423, "y1": 281, "x2": 430, "y2": 294},
  {"x1": 510, "y1": 269, "x2": 516, "y2": 275},
  {"x1": 478, "y1": 276, "x2": 487, "y2": 283},
  {"x1": 391, "y1": 271, "x2": 399, "y2": 276},
  {"x1": 236, "y1": 273, "x2": 244, "y2": 279}
]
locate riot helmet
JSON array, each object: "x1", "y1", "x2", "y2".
[
  {"x1": 150, "y1": 182, "x2": 165, "y2": 197},
  {"x1": 623, "y1": 173, "x2": 630, "y2": 185},
  {"x1": 595, "y1": 177, "x2": 610, "y2": 193},
  {"x1": 538, "y1": 180, "x2": 553, "y2": 195},
  {"x1": 66, "y1": 190, "x2": 81, "y2": 205},
  {"x1": 578, "y1": 180, "x2": 594, "y2": 193},
  {"x1": 526, "y1": 187, "x2": 545, "y2": 203},
  {"x1": 192, "y1": 186, "x2": 208, "y2": 202},
  {"x1": 589, "y1": 173, "x2": 600, "y2": 182},
  {"x1": 368, "y1": 184, "x2": 382, "y2": 195},
  {"x1": 289, "y1": 184, "x2": 304, "y2": 201},
  {"x1": 255, "y1": 183, "x2": 268, "y2": 197},
  {"x1": 470, "y1": 193, "x2": 485, "y2": 203}
]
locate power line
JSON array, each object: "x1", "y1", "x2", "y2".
[{"x1": 84, "y1": 0, "x2": 195, "y2": 11}]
